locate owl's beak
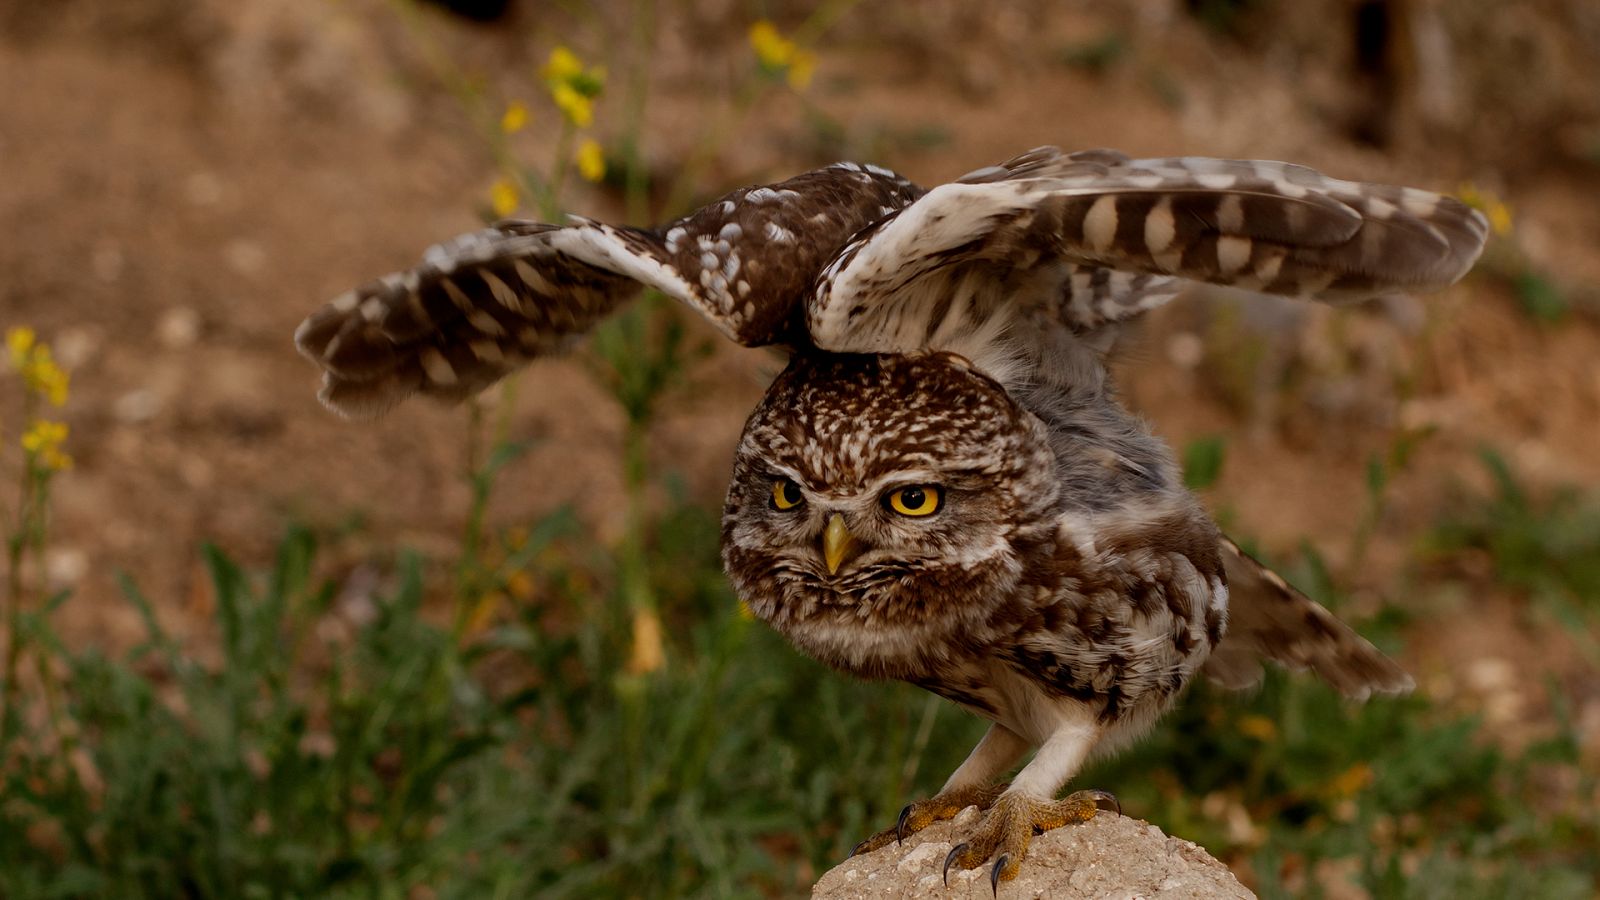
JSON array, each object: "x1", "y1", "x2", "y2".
[{"x1": 822, "y1": 513, "x2": 858, "y2": 575}]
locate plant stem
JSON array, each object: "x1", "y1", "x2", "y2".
[
  {"x1": 455, "y1": 399, "x2": 488, "y2": 636},
  {"x1": 547, "y1": 121, "x2": 576, "y2": 218},
  {"x1": 620, "y1": 414, "x2": 662, "y2": 675},
  {"x1": 0, "y1": 396, "x2": 36, "y2": 746},
  {"x1": 620, "y1": 0, "x2": 656, "y2": 225}
]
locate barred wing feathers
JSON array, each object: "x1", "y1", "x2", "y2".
[
  {"x1": 295, "y1": 164, "x2": 922, "y2": 418},
  {"x1": 1204, "y1": 537, "x2": 1414, "y2": 700},
  {"x1": 807, "y1": 147, "x2": 1488, "y2": 355}
]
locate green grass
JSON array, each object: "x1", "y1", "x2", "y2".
[
  {"x1": 1426, "y1": 450, "x2": 1600, "y2": 664},
  {"x1": 0, "y1": 511, "x2": 987, "y2": 898}
]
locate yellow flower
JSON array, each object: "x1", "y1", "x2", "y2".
[
  {"x1": 749, "y1": 20, "x2": 814, "y2": 91},
  {"x1": 787, "y1": 49, "x2": 816, "y2": 90},
  {"x1": 541, "y1": 46, "x2": 583, "y2": 84},
  {"x1": 6, "y1": 326, "x2": 35, "y2": 369},
  {"x1": 1487, "y1": 202, "x2": 1513, "y2": 237},
  {"x1": 490, "y1": 179, "x2": 519, "y2": 218},
  {"x1": 1236, "y1": 715, "x2": 1278, "y2": 742},
  {"x1": 505, "y1": 569, "x2": 536, "y2": 601},
  {"x1": 1326, "y1": 762, "x2": 1374, "y2": 799},
  {"x1": 30, "y1": 347, "x2": 69, "y2": 406},
  {"x1": 21, "y1": 419, "x2": 71, "y2": 471},
  {"x1": 7, "y1": 327, "x2": 69, "y2": 405},
  {"x1": 627, "y1": 607, "x2": 665, "y2": 675},
  {"x1": 1457, "y1": 182, "x2": 1513, "y2": 237},
  {"x1": 20, "y1": 419, "x2": 65, "y2": 452},
  {"x1": 500, "y1": 101, "x2": 529, "y2": 134},
  {"x1": 505, "y1": 525, "x2": 529, "y2": 550},
  {"x1": 463, "y1": 591, "x2": 505, "y2": 638},
  {"x1": 749, "y1": 20, "x2": 795, "y2": 68},
  {"x1": 550, "y1": 82, "x2": 593, "y2": 127},
  {"x1": 542, "y1": 45, "x2": 605, "y2": 121},
  {"x1": 575, "y1": 138, "x2": 605, "y2": 182}
]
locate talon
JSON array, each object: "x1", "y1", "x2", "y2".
[
  {"x1": 895, "y1": 803, "x2": 914, "y2": 844},
  {"x1": 990, "y1": 854, "x2": 1009, "y2": 895},
  {"x1": 944, "y1": 843, "x2": 969, "y2": 886},
  {"x1": 1080, "y1": 788, "x2": 1120, "y2": 816},
  {"x1": 849, "y1": 837, "x2": 872, "y2": 857}
]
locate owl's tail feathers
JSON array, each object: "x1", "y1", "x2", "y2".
[
  {"x1": 295, "y1": 223, "x2": 653, "y2": 419},
  {"x1": 1203, "y1": 536, "x2": 1414, "y2": 701}
]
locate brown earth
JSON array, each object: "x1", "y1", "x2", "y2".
[{"x1": 1, "y1": 0, "x2": 1597, "y2": 818}]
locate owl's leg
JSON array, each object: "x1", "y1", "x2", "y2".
[
  {"x1": 850, "y1": 723, "x2": 1029, "y2": 855},
  {"x1": 941, "y1": 715, "x2": 1117, "y2": 888}
]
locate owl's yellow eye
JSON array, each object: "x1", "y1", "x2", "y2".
[
  {"x1": 771, "y1": 478, "x2": 805, "y2": 511},
  {"x1": 885, "y1": 485, "x2": 942, "y2": 517}
]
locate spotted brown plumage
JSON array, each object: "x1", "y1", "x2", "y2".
[
  {"x1": 294, "y1": 162, "x2": 921, "y2": 418},
  {"x1": 806, "y1": 148, "x2": 1488, "y2": 355},
  {"x1": 296, "y1": 145, "x2": 1487, "y2": 884}
]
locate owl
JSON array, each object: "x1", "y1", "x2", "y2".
[{"x1": 296, "y1": 147, "x2": 1487, "y2": 885}]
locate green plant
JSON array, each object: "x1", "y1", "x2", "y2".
[
  {"x1": 1182, "y1": 435, "x2": 1228, "y2": 491},
  {"x1": 0, "y1": 505, "x2": 991, "y2": 898},
  {"x1": 2, "y1": 327, "x2": 76, "y2": 767},
  {"x1": 1427, "y1": 449, "x2": 1600, "y2": 665}
]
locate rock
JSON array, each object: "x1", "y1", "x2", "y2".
[{"x1": 813, "y1": 809, "x2": 1253, "y2": 899}]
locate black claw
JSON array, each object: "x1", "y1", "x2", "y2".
[
  {"x1": 850, "y1": 837, "x2": 871, "y2": 857},
  {"x1": 1083, "y1": 788, "x2": 1121, "y2": 816},
  {"x1": 990, "y1": 854, "x2": 1009, "y2": 896},
  {"x1": 943, "y1": 843, "x2": 969, "y2": 887},
  {"x1": 895, "y1": 803, "x2": 914, "y2": 844}
]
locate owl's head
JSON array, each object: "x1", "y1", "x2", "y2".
[{"x1": 722, "y1": 352, "x2": 1059, "y2": 679}]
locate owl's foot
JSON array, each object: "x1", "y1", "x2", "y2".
[
  {"x1": 941, "y1": 789, "x2": 1119, "y2": 891},
  {"x1": 850, "y1": 782, "x2": 1009, "y2": 856}
]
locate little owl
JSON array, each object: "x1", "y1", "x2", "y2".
[{"x1": 296, "y1": 147, "x2": 1487, "y2": 886}]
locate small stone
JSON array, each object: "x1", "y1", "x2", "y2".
[
  {"x1": 91, "y1": 241, "x2": 124, "y2": 283},
  {"x1": 114, "y1": 389, "x2": 163, "y2": 423},
  {"x1": 46, "y1": 547, "x2": 88, "y2": 588},
  {"x1": 225, "y1": 239, "x2": 267, "y2": 275},
  {"x1": 157, "y1": 307, "x2": 202, "y2": 349},
  {"x1": 179, "y1": 456, "x2": 215, "y2": 489},
  {"x1": 1166, "y1": 331, "x2": 1205, "y2": 369},
  {"x1": 185, "y1": 171, "x2": 224, "y2": 206},
  {"x1": 53, "y1": 327, "x2": 101, "y2": 369},
  {"x1": 897, "y1": 840, "x2": 948, "y2": 872}
]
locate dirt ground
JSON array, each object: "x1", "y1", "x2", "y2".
[{"x1": 2, "y1": 0, "x2": 1599, "y2": 742}]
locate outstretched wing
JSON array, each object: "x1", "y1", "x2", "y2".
[
  {"x1": 295, "y1": 164, "x2": 922, "y2": 418},
  {"x1": 1203, "y1": 537, "x2": 1413, "y2": 700},
  {"x1": 806, "y1": 146, "x2": 1488, "y2": 357}
]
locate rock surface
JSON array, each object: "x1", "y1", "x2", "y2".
[{"x1": 813, "y1": 807, "x2": 1253, "y2": 899}]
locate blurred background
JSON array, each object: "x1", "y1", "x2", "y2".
[{"x1": 1, "y1": 0, "x2": 1597, "y2": 896}]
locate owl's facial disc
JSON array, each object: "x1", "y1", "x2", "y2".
[{"x1": 721, "y1": 352, "x2": 1061, "y2": 677}]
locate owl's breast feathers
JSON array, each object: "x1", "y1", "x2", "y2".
[{"x1": 918, "y1": 506, "x2": 1227, "y2": 732}]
